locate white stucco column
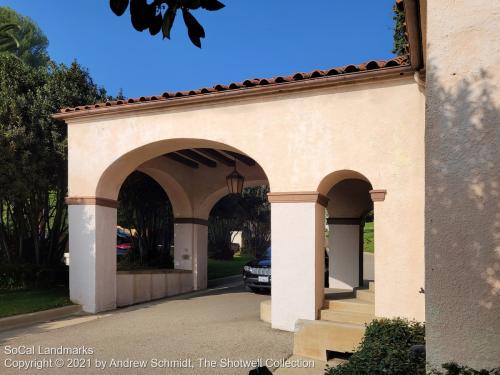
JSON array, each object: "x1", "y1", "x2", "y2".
[
  {"x1": 268, "y1": 192, "x2": 327, "y2": 332},
  {"x1": 173, "y1": 218, "x2": 208, "y2": 290},
  {"x1": 327, "y1": 218, "x2": 361, "y2": 290},
  {"x1": 67, "y1": 198, "x2": 117, "y2": 313}
]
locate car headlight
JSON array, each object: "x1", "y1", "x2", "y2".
[{"x1": 244, "y1": 266, "x2": 251, "y2": 272}]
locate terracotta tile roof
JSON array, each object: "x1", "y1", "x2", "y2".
[{"x1": 58, "y1": 55, "x2": 410, "y2": 115}]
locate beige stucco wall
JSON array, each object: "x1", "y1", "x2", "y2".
[
  {"x1": 66, "y1": 77, "x2": 424, "y2": 202},
  {"x1": 425, "y1": 0, "x2": 500, "y2": 369},
  {"x1": 66, "y1": 74, "x2": 426, "y2": 326}
]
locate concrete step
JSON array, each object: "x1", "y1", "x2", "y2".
[
  {"x1": 293, "y1": 319, "x2": 365, "y2": 361},
  {"x1": 320, "y1": 309, "x2": 375, "y2": 325},
  {"x1": 355, "y1": 289, "x2": 375, "y2": 303},
  {"x1": 324, "y1": 298, "x2": 374, "y2": 314},
  {"x1": 369, "y1": 281, "x2": 375, "y2": 292},
  {"x1": 260, "y1": 299, "x2": 271, "y2": 323}
]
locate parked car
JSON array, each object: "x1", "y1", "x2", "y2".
[
  {"x1": 243, "y1": 247, "x2": 272, "y2": 292},
  {"x1": 243, "y1": 247, "x2": 330, "y2": 292},
  {"x1": 117, "y1": 230, "x2": 132, "y2": 256}
]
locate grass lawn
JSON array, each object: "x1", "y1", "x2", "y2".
[
  {"x1": 0, "y1": 286, "x2": 72, "y2": 318},
  {"x1": 364, "y1": 221, "x2": 374, "y2": 253},
  {"x1": 207, "y1": 254, "x2": 254, "y2": 280}
]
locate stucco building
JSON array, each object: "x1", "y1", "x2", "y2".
[{"x1": 54, "y1": 0, "x2": 499, "y2": 369}]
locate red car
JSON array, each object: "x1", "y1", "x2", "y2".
[{"x1": 117, "y1": 230, "x2": 132, "y2": 255}]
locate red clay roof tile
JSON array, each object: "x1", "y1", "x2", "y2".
[{"x1": 59, "y1": 55, "x2": 410, "y2": 115}]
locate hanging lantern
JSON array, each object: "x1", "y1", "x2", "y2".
[{"x1": 226, "y1": 163, "x2": 245, "y2": 194}]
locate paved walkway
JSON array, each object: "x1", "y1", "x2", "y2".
[{"x1": 0, "y1": 281, "x2": 301, "y2": 374}]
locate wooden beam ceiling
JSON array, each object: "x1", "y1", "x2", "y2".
[
  {"x1": 221, "y1": 150, "x2": 256, "y2": 166},
  {"x1": 195, "y1": 148, "x2": 235, "y2": 167},
  {"x1": 164, "y1": 148, "x2": 256, "y2": 169},
  {"x1": 164, "y1": 153, "x2": 198, "y2": 169},
  {"x1": 176, "y1": 150, "x2": 217, "y2": 168}
]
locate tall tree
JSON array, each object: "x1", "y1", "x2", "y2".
[
  {"x1": 0, "y1": 7, "x2": 49, "y2": 67},
  {"x1": 0, "y1": 55, "x2": 107, "y2": 265}
]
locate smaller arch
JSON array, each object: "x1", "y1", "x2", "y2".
[
  {"x1": 195, "y1": 180, "x2": 269, "y2": 220},
  {"x1": 138, "y1": 160, "x2": 193, "y2": 218},
  {"x1": 326, "y1": 179, "x2": 373, "y2": 218},
  {"x1": 317, "y1": 169, "x2": 371, "y2": 196}
]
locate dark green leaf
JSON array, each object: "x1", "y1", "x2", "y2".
[
  {"x1": 200, "y1": 0, "x2": 224, "y2": 11},
  {"x1": 110, "y1": 0, "x2": 130, "y2": 16},
  {"x1": 182, "y1": 0, "x2": 201, "y2": 10},
  {"x1": 149, "y1": 13, "x2": 162, "y2": 35},
  {"x1": 182, "y1": 8, "x2": 205, "y2": 48},
  {"x1": 162, "y1": 7, "x2": 177, "y2": 39},
  {"x1": 130, "y1": 0, "x2": 155, "y2": 31}
]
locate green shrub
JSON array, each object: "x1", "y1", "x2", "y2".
[
  {"x1": 325, "y1": 318, "x2": 426, "y2": 375},
  {"x1": 0, "y1": 264, "x2": 68, "y2": 290},
  {"x1": 429, "y1": 363, "x2": 500, "y2": 375}
]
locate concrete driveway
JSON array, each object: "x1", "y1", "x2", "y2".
[{"x1": 0, "y1": 281, "x2": 295, "y2": 374}]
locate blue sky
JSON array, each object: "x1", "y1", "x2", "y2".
[{"x1": 2, "y1": 0, "x2": 397, "y2": 98}]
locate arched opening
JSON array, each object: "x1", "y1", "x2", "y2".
[
  {"x1": 206, "y1": 185, "x2": 271, "y2": 289},
  {"x1": 69, "y1": 139, "x2": 271, "y2": 312},
  {"x1": 325, "y1": 178, "x2": 374, "y2": 290},
  {"x1": 116, "y1": 171, "x2": 174, "y2": 270},
  {"x1": 94, "y1": 139, "x2": 271, "y2": 201},
  {"x1": 312, "y1": 170, "x2": 376, "y2": 336}
]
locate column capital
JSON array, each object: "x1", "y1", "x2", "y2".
[
  {"x1": 327, "y1": 217, "x2": 362, "y2": 225},
  {"x1": 174, "y1": 217, "x2": 209, "y2": 226},
  {"x1": 65, "y1": 196, "x2": 118, "y2": 209},
  {"x1": 369, "y1": 189, "x2": 387, "y2": 202},
  {"x1": 267, "y1": 191, "x2": 329, "y2": 207}
]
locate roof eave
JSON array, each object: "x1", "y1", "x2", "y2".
[
  {"x1": 53, "y1": 65, "x2": 414, "y2": 121},
  {"x1": 403, "y1": 0, "x2": 424, "y2": 70}
]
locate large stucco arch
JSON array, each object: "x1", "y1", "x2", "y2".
[{"x1": 94, "y1": 138, "x2": 271, "y2": 202}]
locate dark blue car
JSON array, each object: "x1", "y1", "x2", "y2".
[
  {"x1": 243, "y1": 247, "x2": 271, "y2": 292},
  {"x1": 242, "y1": 247, "x2": 329, "y2": 293}
]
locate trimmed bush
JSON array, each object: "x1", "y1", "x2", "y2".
[{"x1": 325, "y1": 318, "x2": 426, "y2": 375}]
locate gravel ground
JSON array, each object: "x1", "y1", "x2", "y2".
[{"x1": 0, "y1": 281, "x2": 293, "y2": 374}]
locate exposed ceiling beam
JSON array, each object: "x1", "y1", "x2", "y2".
[
  {"x1": 177, "y1": 150, "x2": 217, "y2": 168},
  {"x1": 164, "y1": 153, "x2": 198, "y2": 169},
  {"x1": 195, "y1": 148, "x2": 235, "y2": 167},
  {"x1": 221, "y1": 150, "x2": 256, "y2": 166}
]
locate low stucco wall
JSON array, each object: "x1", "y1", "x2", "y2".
[{"x1": 116, "y1": 269, "x2": 193, "y2": 307}]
